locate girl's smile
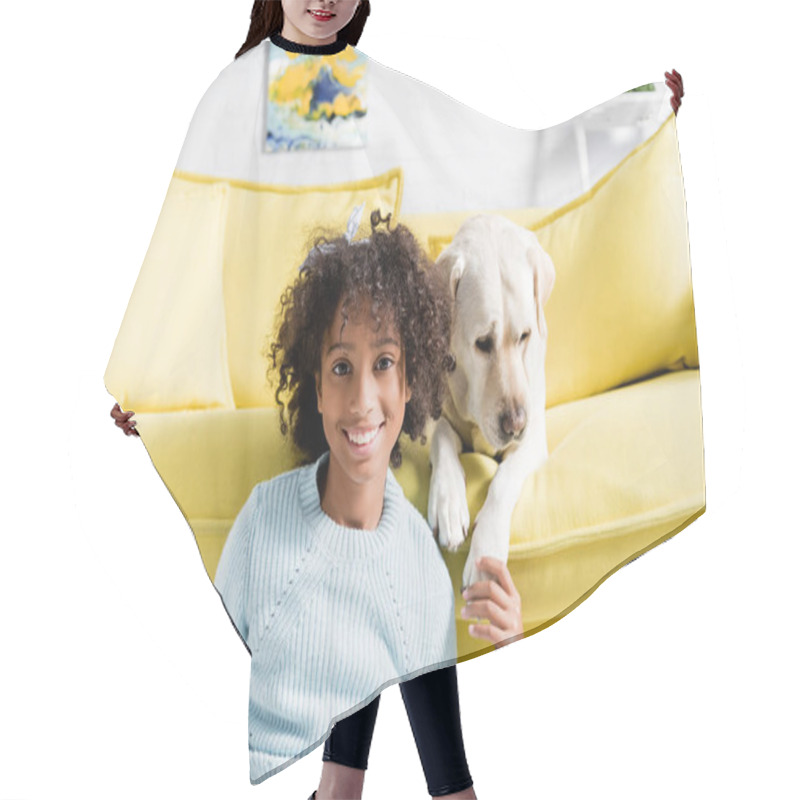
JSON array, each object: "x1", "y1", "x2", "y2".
[{"x1": 343, "y1": 421, "x2": 385, "y2": 450}]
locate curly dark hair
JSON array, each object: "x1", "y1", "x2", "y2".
[{"x1": 268, "y1": 210, "x2": 454, "y2": 468}]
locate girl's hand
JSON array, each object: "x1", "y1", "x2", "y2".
[
  {"x1": 665, "y1": 69, "x2": 684, "y2": 115},
  {"x1": 111, "y1": 403, "x2": 139, "y2": 436},
  {"x1": 461, "y1": 556, "x2": 523, "y2": 648}
]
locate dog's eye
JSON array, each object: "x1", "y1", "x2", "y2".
[
  {"x1": 520, "y1": 330, "x2": 531, "y2": 344},
  {"x1": 475, "y1": 336, "x2": 493, "y2": 354}
]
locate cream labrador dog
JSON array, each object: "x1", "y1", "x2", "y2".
[{"x1": 428, "y1": 215, "x2": 555, "y2": 589}]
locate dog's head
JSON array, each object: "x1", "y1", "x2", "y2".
[{"x1": 435, "y1": 215, "x2": 555, "y2": 452}]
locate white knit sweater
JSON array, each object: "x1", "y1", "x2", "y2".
[{"x1": 214, "y1": 450, "x2": 457, "y2": 784}]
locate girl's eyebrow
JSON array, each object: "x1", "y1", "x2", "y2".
[{"x1": 326, "y1": 337, "x2": 400, "y2": 356}]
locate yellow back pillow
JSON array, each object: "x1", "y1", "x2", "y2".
[
  {"x1": 105, "y1": 177, "x2": 234, "y2": 412},
  {"x1": 534, "y1": 116, "x2": 699, "y2": 407},
  {"x1": 223, "y1": 170, "x2": 403, "y2": 408},
  {"x1": 105, "y1": 169, "x2": 402, "y2": 413}
]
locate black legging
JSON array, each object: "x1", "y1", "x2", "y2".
[{"x1": 323, "y1": 665, "x2": 473, "y2": 797}]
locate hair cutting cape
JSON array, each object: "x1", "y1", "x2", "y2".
[{"x1": 105, "y1": 34, "x2": 704, "y2": 784}]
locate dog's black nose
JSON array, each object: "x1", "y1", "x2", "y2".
[{"x1": 500, "y1": 406, "x2": 527, "y2": 438}]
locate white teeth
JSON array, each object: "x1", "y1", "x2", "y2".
[{"x1": 346, "y1": 426, "x2": 380, "y2": 445}]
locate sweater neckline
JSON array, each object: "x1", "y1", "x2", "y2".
[
  {"x1": 299, "y1": 451, "x2": 400, "y2": 559},
  {"x1": 269, "y1": 32, "x2": 349, "y2": 56}
]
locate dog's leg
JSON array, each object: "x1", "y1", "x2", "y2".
[
  {"x1": 428, "y1": 416, "x2": 470, "y2": 551},
  {"x1": 462, "y1": 422, "x2": 548, "y2": 589}
]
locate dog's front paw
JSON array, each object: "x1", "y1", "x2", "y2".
[
  {"x1": 428, "y1": 460, "x2": 471, "y2": 552},
  {"x1": 461, "y1": 507, "x2": 510, "y2": 589}
]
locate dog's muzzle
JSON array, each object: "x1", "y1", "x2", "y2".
[{"x1": 500, "y1": 405, "x2": 527, "y2": 440}]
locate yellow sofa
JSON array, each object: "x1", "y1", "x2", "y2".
[{"x1": 108, "y1": 115, "x2": 704, "y2": 661}]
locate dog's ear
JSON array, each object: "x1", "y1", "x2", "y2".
[
  {"x1": 527, "y1": 241, "x2": 555, "y2": 338},
  {"x1": 434, "y1": 250, "x2": 466, "y2": 302}
]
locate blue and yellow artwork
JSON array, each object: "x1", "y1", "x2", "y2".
[{"x1": 266, "y1": 45, "x2": 368, "y2": 151}]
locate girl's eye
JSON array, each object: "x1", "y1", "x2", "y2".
[
  {"x1": 475, "y1": 336, "x2": 493, "y2": 354},
  {"x1": 332, "y1": 362, "x2": 350, "y2": 376},
  {"x1": 376, "y1": 356, "x2": 394, "y2": 371}
]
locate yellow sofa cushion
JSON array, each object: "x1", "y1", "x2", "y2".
[
  {"x1": 105, "y1": 169, "x2": 403, "y2": 412},
  {"x1": 534, "y1": 116, "x2": 699, "y2": 407},
  {"x1": 134, "y1": 368, "x2": 703, "y2": 660},
  {"x1": 441, "y1": 369, "x2": 704, "y2": 657},
  {"x1": 105, "y1": 177, "x2": 234, "y2": 412},
  {"x1": 222, "y1": 170, "x2": 403, "y2": 408}
]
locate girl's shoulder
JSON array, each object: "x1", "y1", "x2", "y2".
[
  {"x1": 238, "y1": 461, "x2": 320, "y2": 561},
  {"x1": 249, "y1": 460, "x2": 314, "y2": 505}
]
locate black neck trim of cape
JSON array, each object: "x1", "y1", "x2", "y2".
[{"x1": 269, "y1": 32, "x2": 348, "y2": 55}]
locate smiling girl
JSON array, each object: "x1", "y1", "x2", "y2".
[{"x1": 213, "y1": 210, "x2": 466, "y2": 786}]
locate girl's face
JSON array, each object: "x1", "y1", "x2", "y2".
[
  {"x1": 316, "y1": 298, "x2": 412, "y2": 487},
  {"x1": 280, "y1": 0, "x2": 361, "y2": 46}
]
